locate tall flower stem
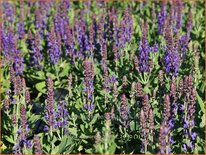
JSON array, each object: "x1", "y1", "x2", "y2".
[
  {"x1": 54, "y1": 64, "x2": 60, "y2": 83},
  {"x1": 166, "y1": 135, "x2": 169, "y2": 154}
]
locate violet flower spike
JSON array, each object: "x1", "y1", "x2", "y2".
[
  {"x1": 186, "y1": 11, "x2": 193, "y2": 43},
  {"x1": 182, "y1": 75, "x2": 196, "y2": 152},
  {"x1": 20, "y1": 104, "x2": 27, "y2": 133},
  {"x1": 134, "y1": 55, "x2": 139, "y2": 72},
  {"x1": 139, "y1": 94, "x2": 153, "y2": 153},
  {"x1": 76, "y1": 15, "x2": 89, "y2": 57},
  {"x1": 3, "y1": 27, "x2": 16, "y2": 62},
  {"x1": 3, "y1": 2, "x2": 14, "y2": 23},
  {"x1": 164, "y1": 22, "x2": 180, "y2": 75},
  {"x1": 13, "y1": 49, "x2": 24, "y2": 75},
  {"x1": 47, "y1": 23, "x2": 61, "y2": 64},
  {"x1": 88, "y1": 20, "x2": 95, "y2": 55},
  {"x1": 120, "y1": 94, "x2": 129, "y2": 127},
  {"x1": 65, "y1": 24, "x2": 75, "y2": 59},
  {"x1": 175, "y1": 1, "x2": 184, "y2": 30},
  {"x1": 14, "y1": 75, "x2": 22, "y2": 95},
  {"x1": 83, "y1": 59, "x2": 95, "y2": 112},
  {"x1": 33, "y1": 135, "x2": 42, "y2": 154},
  {"x1": 139, "y1": 21, "x2": 150, "y2": 72},
  {"x1": 55, "y1": 100, "x2": 68, "y2": 130},
  {"x1": 158, "y1": 95, "x2": 172, "y2": 154},
  {"x1": 45, "y1": 77, "x2": 56, "y2": 130},
  {"x1": 157, "y1": 2, "x2": 167, "y2": 35},
  {"x1": 32, "y1": 30, "x2": 43, "y2": 67}
]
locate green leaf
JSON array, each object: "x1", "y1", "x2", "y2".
[
  {"x1": 80, "y1": 134, "x2": 90, "y2": 140},
  {"x1": 43, "y1": 144, "x2": 51, "y2": 154},
  {"x1": 94, "y1": 64, "x2": 100, "y2": 75},
  {"x1": 59, "y1": 63, "x2": 70, "y2": 77},
  {"x1": 80, "y1": 124, "x2": 85, "y2": 132},
  {"x1": 78, "y1": 145, "x2": 83, "y2": 152},
  {"x1": 0, "y1": 142, "x2": 7, "y2": 152},
  {"x1": 28, "y1": 114, "x2": 41, "y2": 123},
  {"x1": 153, "y1": 108, "x2": 161, "y2": 119},
  {"x1": 177, "y1": 127, "x2": 184, "y2": 133},
  {"x1": 68, "y1": 127, "x2": 77, "y2": 137},
  {"x1": 130, "y1": 120, "x2": 136, "y2": 131},
  {"x1": 200, "y1": 113, "x2": 205, "y2": 128},
  {"x1": 143, "y1": 85, "x2": 151, "y2": 95},
  {"x1": 74, "y1": 61, "x2": 80, "y2": 70},
  {"x1": 108, "y1": 143, "x2": 116, "y2": 154},
  {"x1": 26, "y1": 148, "x2": 33, "y2": 154},
  {"x1": 64, "y1": 144, "x2": 75, "y2": 154},
  {"x1": 36, "y1": 71, "x2": 46, "y2": 78},
  {"x1": 46, "y1": 72, "x2": 56, "y2": 79},
  {"x1": 85, "y1": 148, "x2": 93, "y2": 154},
  {"x1": 35, "y1": 81, "x2": 46, "y2": 94},
  {"x1": 82, "y1": 139, "x2": 88, "y2": 144},
  {"x1": 30, "y1": 71, "x2": 45, "y2": 80},
  {"x1": 196, "y1": 91, "x2": 205, "y2": 113},
  {"x1": 56, "y1": 135, "x2": 73, "y2": 153},
  {"x1": 4, "y1": 136, "x2": 14, "y2": 144},
  {"x1": 200, "y1": 82, "x2": 205, "y2": 93},
  {"x1": 80, "y1": 114, "x2": 87, "y2": 123},
  {"x1": 36, "y1": 92, "x2": 43, "y2": 99},
  {"x1": 89, "y1": 113, "x2": 99, "y2": 125},
  {"x1": 54, "y1": 80, "x2": 60, "y2": 86}
]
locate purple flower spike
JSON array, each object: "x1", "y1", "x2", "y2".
[
  {"x1": 13, "y1": 50, "x2": 24, "y2": 75},
  {"x1": 186, "y1": 11, "x2": 193, "y2": 43},
  {"x1": 65, "y1": 24, "x2": 75, "y2": 59},
  {"x1": 151, "y1": 43, "x2": 159, "y2": 53},
  {"x1": 55, "y1": 100, "x2": 69, "y2": 130},
  {"x1": 18, "y1": 13, "x2": 25, "y2": 39},
  {"x1": 47, "y1": 23, "x2": 61, "y2": 64},
  {"x1": 83, "y1": 59, "x2": 95, "y2": 112},
  {"x1": 33, "y1": 135, "x2": 42, "y2": 154},
  {"x1": 164, "y1": 22, "x2": 180, "y2": 75},
  {"x1": 175, "y1": 1, "x2": 184, "y2": 30},
  {"x1": 139, "y1": 21, "x2": 150, "y2": 72},
  {"x1": 32, "y1": 30, "x2": 43, "y2": 67},
  {"x1": 45, "y1": 77, "x2": 55, "y2": 129},
  {"x1": 157, "y1": 2, "x2": 167, "y2": 35},
  {"x1": 182, "y1": 75, "x2": 197, "y2": 152},
  {"x1": 20, "y1": 104, "x2": 27, "y2": 131},
  {"x1": 3, "y1": 2, "x2": 14, "y2": 23},
  {"x1": 120, "y1": 94, "x2": 129, "y2": 127},
  {"x1": 75, "y1": 14, "x2": 89, "y2": 57}
]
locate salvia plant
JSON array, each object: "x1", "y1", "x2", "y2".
[{"x1": 1, "y1": 0, "x2": 205, "y2": 154}]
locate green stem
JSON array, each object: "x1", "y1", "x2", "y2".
[
  {"x1": 124, "y1": 128, "x2": 128, "y2": 153},
  {"x1": 61, "y1": 125, "x2": 63, "y2": 139},
  {"x1": 57, "y1": 130, "x2": 61, "y2": 140},
  {"x1": 50, "y1": 126, "x2": 53, "y2": 137},
  {"x1": 49, "y1": 127, "x2": 53, "y2": 153},
  {"x1": 54, "y1": 64, "x2": 60, "y2": 83},
  {"x1": 166, "y1": 134, "x2": 169, "y2": 154},
  {"x1": 23, "y1": 145, "x2": 28, "y2": 154},
  {"x1": 143, "y1": 138, "x2": 147, "y2": 153},
  {"x1": 144, "y1": 143, "x2": 147, "y2": 154}
]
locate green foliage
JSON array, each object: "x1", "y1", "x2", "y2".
[{"x1": 1, "y1": 1, "x2": 205, "y2": 154}]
